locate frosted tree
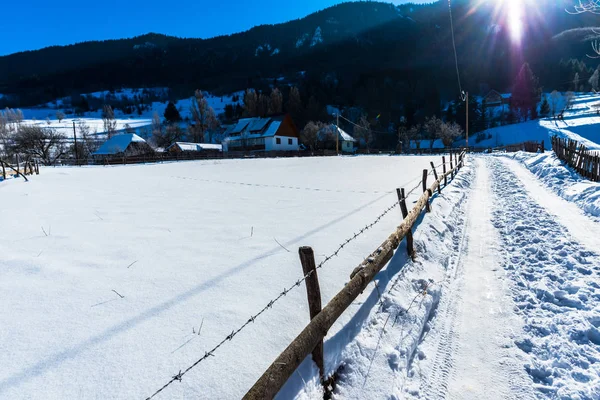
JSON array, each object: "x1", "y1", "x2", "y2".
[
  {"x1": 573, "y1": 72, "x2": 580, "y2": 92},
  {"x1": 56, "y1": 111, "x2": 65, "y2": 123},
  {"x1": 550, "y1": 90, "x2": 562, "y2": 116}
]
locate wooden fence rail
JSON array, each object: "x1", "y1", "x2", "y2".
[
  {"x1": 552, "y1": 136, "x2": 600, "y2": 182},
  {"x1": 243, "y1": 150, "x2": 467, "y2": 399}
]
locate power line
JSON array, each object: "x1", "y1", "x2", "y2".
[
  {"x1": 336, "y1": 114, "x2": 396, "y2": 135},
  {"x1": 448, "y1": 0, "x2": 466, "y2": 102}
]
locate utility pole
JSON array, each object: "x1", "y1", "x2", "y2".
[
  {"x1": 73, "y1": 121, "x2": 79, "y2": 164},
  {"x1": 466, "y1": 92, "x2": 469, "y2": 150},
  {"x1": 336, "y1": 112, "x2": 339, "y2": 155}
]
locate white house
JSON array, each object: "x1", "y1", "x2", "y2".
[{"x1": 222, "y1": 114, "x2": 300, "y2": 152}]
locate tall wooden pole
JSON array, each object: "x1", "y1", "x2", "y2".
[
  {"x1": 336, "y1": 113, "x2": 339, "y2": 155},
  {"x1": 73, "y1": 121, "x2": 79, "y2": 164},
  {"x1": 466, "y1": 92, "x2": 469, "y2": 150}
]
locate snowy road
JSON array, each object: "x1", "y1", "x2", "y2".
[
  {"x1": 333, "y1": 155, "x2": 600, "y2": 400},
  {"x1": 413, "y1": 156, "x2": 600, "y2": 400}
]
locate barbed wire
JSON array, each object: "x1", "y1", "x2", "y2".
[{"x1": 144, "y1": 192, "x2": 408, "y2": 400}]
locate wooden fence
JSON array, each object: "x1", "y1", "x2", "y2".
[
  {"x1": 0, "y1": 158, "x2": 38, "y2": 181},
  {"x1": 243, "y1": 150, "x2": 468, "y2": 399},
  {"x1": 552, "y1": 136, "x2": 600, "y2": 182}
]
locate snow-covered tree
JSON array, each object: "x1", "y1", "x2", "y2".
[
  {"x1": 190, "y1": 90, "x2": 220, "y2": 143},
  {"x1": 102, "y1": 105, "x2": 117, "y2": 139}
]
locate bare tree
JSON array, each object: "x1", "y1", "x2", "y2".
[
  {"x1": 56, "y1": 111, "x2": 66, "y2": 122},
  {"x1": 424, "y1": 116, "x2": 443, "y2": 150},
  {"x1": 565, "y1": 91, "x2": 576, "y2": 110},
  {"x1": 76, "y1": 120, "x2": 100, "y2": 157},
  {"x1": 243, "y1": 89, "x2": 258, "y2": 117},
  {"x1": 269, "y1": 88, "x2": 283, "y2": 115},
  {"x1": 12, "y1": 125, "x2": 67, "y2": 165},
  {"x1": 408, "y1": 124, "x2": 423, "y2": 150},
  {"x1": 397, "y1": 124, "x2": 409, "y2": 153},
  {"x1": 439, "y1": 121, "x2": 463, "y2": 148},
  {"x1": 300, "y1": 121, "x2": 323, "y2": 150},
  {"x1": 102, "y1": 105, "x2": 117, "y2": 139},
  {"x1": 190, "y1": 90, "x2": 220, "y2": 143},
  {"x1": 550, "y1": 90, "x2": 562, "y2": 116},
  {"x1": 354, "y1": 116, "x2": 373, "y2": 151}
]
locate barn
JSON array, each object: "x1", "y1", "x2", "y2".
[
  {"x1": 167, "y1": 142, "x2": 223, "y2": 154},
  {"x1": 93, "y1": 134, "x2": 154, "y2": 157}
]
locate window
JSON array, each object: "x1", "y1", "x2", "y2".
[
  {"x1": 288, "y1": 138, "x2": 293, "y2": 145},
  {"x1": 276, "y1": 138, "x2": 281, "y2": 144}
]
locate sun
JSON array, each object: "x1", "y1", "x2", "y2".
[
  {"x1": 484, "y1": 0, "x2": 531, "y2": 44},
  {"x1": 505, "y1": 0, "x2": 524, "y2": 43}
]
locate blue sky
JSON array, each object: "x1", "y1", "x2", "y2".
[{"x1": 0, "y1": 0, "x2": 431, "y2": 56}]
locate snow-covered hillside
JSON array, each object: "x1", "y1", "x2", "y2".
[
  {"x1": 463, "y1": 93, "x2": 600, "y2": 150},
  {"x1": 17, "y1": 88, "x2": 243, "y2": 122}
]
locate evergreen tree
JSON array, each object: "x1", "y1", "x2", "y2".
[
  {"x1": 540, "y1": 95, "x2": 550, "y2": 117},
  {"x1": 512, "y1": 63, "x2": 541, "y2": 122},
  {"x1": 164, "y1": 101, "x2": 181, "y2": 123},
  {"x1": 589, "y1": 67, "x2": 600, "y2": 92}
]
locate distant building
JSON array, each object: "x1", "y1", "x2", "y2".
[
  {"x1": 93, "y1": 134, "x2": 154, "y2": 157},
  {"x1": 167, "y1": 142, "x2": 223, "y2": 154},
  {"x1": 318, "y1": 124, "x2": 357, "y2": 153},
  {"x1": 483, "y1": 90, "x2": 511, "y2": 108},
  {"x1": 222, "y1": 115, "x2": 299, "y2": 152}
]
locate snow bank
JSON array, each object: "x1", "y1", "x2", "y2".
[
  {"x1": 510, "y1": 152, "x2": 600, "y2": 219},
  {"x1": 287, "y1": 159, "x2": 475, "y2": 399}
]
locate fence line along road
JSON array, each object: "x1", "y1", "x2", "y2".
[{"x1": 243, "y1": 151, "x2": 467, "y2": 400}]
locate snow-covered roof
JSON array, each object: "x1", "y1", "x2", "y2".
[
  {"x1": 94, "y1": 134, "x2": 146, "y2": 155},
  {"x1": 263, "y1": 121, "x2": 282, "y2": 137},
  {"x1": 335, "y1": 125, "x2": 356, "y2": 142},
  {"x1": 168, "y1": 142, "x2": 223, "y2": 152},
  {"x1": 225, "y1": 117, "x2": 290, "y2": 140},
  {"x1": 318, "y1": 124, "x2": 356, "y2": 142}
]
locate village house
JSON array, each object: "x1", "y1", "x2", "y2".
[
  {"x1": 93, "y1": 133, "x2": 154, "y2": 157},
  {"x1": 483, "y1": 90, "x2": 511, "y2": 108},
  {"x1": 318, "y1": 124, "x2": 357, "y2": 153},
  {"x1": 222, "y1": 114, "x2": 299, "y2": 152}
]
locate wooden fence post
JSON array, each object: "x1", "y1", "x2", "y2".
[
  {"x1": 423, "y1": 169, "x2": 431, "y2": 212},
  {"x1": 430, "y1": 162, "x2": 441, "y2": 193},
  {"x1": 442, "y1": 156, "x2": 447, "y2": 187},
  {"x1": 298, "y1": 247, "x2": 324, "y2": 384},
  {"x1": 397, "y1": 188, "x2": 415, "y2": 258},
  {"x1": 450, "y1": 152, "x2": 454, "y2": 179},
  {"x1": 1, "y1": 161, "x2": 5, "y2": 180}
]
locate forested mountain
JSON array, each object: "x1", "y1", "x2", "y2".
[{"x1": 1, "y1": 0, "x2": 598, "y2": 127}]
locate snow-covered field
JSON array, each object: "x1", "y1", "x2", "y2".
[{"x1": 0, "y1": 155, "x2": 439, "y2": 400}]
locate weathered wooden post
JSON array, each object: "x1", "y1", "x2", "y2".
[
  {"x1": 397, "y1": 188, "x2": 415, "y2": 258},
  {"x1": 430, "y1": 161, "x2": 441, "y2": 193},
  {"x1": 442, "y1": 156, "x2": 447, "y2": 187},
  {"x1": 423, "y1": 169, "x2": 431, "y2": 212},
  {"x1": 298, "y1": 247, "x2": 324, "y2": 384},
  {"x1": 450, "y1": 152, "x2": 454, "y2": 179}
]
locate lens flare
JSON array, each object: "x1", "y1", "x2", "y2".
[{"x1": 506, "y1": 0, "x2": 524, "y2": 43}]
